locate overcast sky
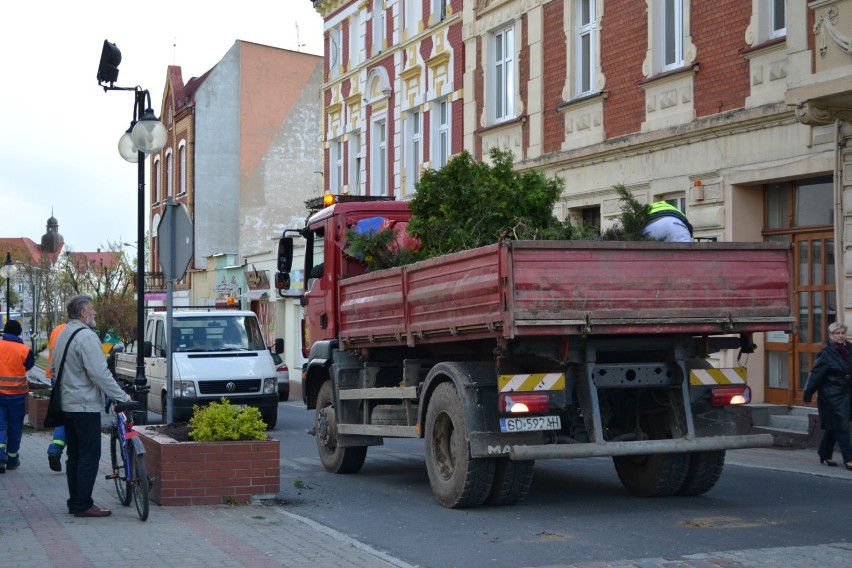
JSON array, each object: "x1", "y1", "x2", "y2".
[{"x1": 0, "y1": 1, "x2": 324, "y2": 254}]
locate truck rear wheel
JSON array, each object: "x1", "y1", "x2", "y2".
[
  {"x1": 315, "y1": 380, "x2": 367, "y2": 474},
  {"x1": 425, "y1": 382, "x2": 495, "y2": 508},
  {"x1": 485, "y1": 459, "x2": 535, "y2": 506},
  {"x1": 676, "y1": 451, "x2": 726, "y2": 496},
  {"x1": 612, "y1": 411, "x2": 689, "y2": 497},
  {"x1": 613, "y1": 452, "x2": 690, "y2": 497}
]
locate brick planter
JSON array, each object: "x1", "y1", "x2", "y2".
[
  {"x1": 26, "y1": 391, "x2": 51, "y2": 431},
  {"x1": 138, "y1": 428, "x2": 280, "y2": 506}
]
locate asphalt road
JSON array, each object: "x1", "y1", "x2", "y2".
[{"x1": 270, "y1": 401, "x2": 852, "y2": 568}]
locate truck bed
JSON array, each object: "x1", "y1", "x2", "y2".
[{"x1": 338, "y1": 240, "x2": 793, "y2": 348}]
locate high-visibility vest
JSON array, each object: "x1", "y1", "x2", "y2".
[
  {"x1": 647, "y1": 201, "x2": 694, "y2": 236},
  {"x1": 0, "y1": 339, "x2": 30, "y2": 396},
  {"x1": 45, "y1": 323, "x2": 67, "y2": 380}
]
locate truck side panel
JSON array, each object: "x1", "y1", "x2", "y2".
[
  {"x1": 338, "y1": 243, "x2": 503, "y2": 347},
  {"x1": 338, "y1": 241, "x2": 792, "y2": 348},
  {"x1": 509, "y1": 240, "x2": 792, "y2": 335}
]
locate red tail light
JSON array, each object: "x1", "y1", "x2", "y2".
[
  {"x1": 499, "y1": 392, "x2": 549, "y2": 414},
  {"x1": 711, "y1": 386, "x2": 751, "y2": 406}
]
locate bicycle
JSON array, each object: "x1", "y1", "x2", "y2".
[{"x1": 105, "y1": 390, "x2": 151, "y2": 521}]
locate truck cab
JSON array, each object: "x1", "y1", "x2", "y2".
[{"x1": 297, "y1": 199, "x2": 411, "y2": 358}]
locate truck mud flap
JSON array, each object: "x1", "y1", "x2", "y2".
[{"x1": 508, "y1": 433, "x2": 773, "y2": 461}]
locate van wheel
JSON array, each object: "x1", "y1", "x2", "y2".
[
  {"x1": 315, "y1": 381, "x2": 366, "y2": 473},
  {"x1": 261, "y1": 410, "x2": 277, "y2": 430}
]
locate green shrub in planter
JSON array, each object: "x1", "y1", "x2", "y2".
[{"x1": 188, "y1": 397, "x2": 267, "y2": 441}]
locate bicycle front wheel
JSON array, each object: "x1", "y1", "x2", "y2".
[
  {"x1": 131, "y1": 449, "x2": 150, "y2": 521},
  {"x1": 109, "y1": 427, "x2": 132, "y2": 506}
]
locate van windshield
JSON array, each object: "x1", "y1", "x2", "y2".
[{"x1": 171, "y1": 316, "x2": 265, "y2": 352}]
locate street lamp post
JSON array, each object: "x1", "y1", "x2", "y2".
[
  {"x1": 16, "y1": 261, "x2": 48, "y2": 352},
  {"x1": 0, "y1": 252, "x2": 17, "y2": 326},
  {"x1": 97, "y1": 41, "x2": 167, "y2": 421}
]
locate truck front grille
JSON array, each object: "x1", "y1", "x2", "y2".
[{"x1": 198, "y1": 379, "x2": 262, "y2": 395}]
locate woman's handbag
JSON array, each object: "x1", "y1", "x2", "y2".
[{"x1": 43, "y1": 328, "x2": 84, "y2": 429}]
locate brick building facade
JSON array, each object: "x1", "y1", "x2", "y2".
[{"x1": 311, "y1": 0, "x2": 852, "y2": 407}]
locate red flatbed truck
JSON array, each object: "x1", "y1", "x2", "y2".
[{"x1": 278, "y1": 196, "x2": 793, "y2": 508}]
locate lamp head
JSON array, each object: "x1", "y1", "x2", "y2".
[
  {"x1": 131, "y1": 108, "x2": 167, "y2": 154},
  {"x1": 0, "y1": 252, "x2": 17, "y2": 279},
  {"x1": 118, "y1": 123, "x2": 139, "y2": 163}
]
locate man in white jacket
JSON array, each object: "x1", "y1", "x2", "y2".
[{"x1": 51, "y1": 294, "x2": 131, "y2": 518}]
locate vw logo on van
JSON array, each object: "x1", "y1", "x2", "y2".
[{"x1": 226, "y1": 381, "x2": 236, "y2": 392}]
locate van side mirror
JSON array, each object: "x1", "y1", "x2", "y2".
[
  {"x1": 274, "y1": 337, "x2": 284, "y2": 354},
  {"x1": 143, "y1": 341, "x2": 153, "y2": 358},
  {"x1": 277, "y1": 236, "x2": 293, "y2": 272}
]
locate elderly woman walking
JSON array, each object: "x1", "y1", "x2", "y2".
[{"x1": 803, "y1": 321, "x2": 852, "y2": 470}]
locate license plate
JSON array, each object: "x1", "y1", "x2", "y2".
[{"x1": 499, "y1": 415, "x2": 561, "y2": 433}]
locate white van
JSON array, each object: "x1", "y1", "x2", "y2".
[{"x1": 114, "y1": 310, "x2": 281, "y2": 428}]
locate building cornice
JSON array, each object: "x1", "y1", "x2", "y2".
[{"x1": 518, "y1": 103, "x2": 797, "y2": 172}]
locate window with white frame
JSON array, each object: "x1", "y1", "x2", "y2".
[
  {"x1": 405, "y1": 110, "x2": 422, "y2": 192},
  {"x1": 491, "y1": 25, "x2": 515, "y2": 123},
  {"x1": 770, "y1": 0, "x2": 785, "y2": 38},
  {"x1": 432, "y1": 0, "x2": 447, "y2": 24},
  {"x1": 575, "y1": 0, "x2": 596, "y2": 96},
  {"x1": 330, "y1": 138, "x2": 343, "y2": 193},
  {"x1": 406, "y1": 0, "x2": 421, "y2": 37},
  {"x1": 349, "y1": 12, "x2": 360, "y2": 67},
  {"x1": 371, "y1": 117, "x2": 388, "y2": 196},
  {"x1": 154, "y1": 157, "x2": 161, "y2": 203},
  {"x1": 372, "y1": 0, "x2": 385, "y2": 54},
  {"x1": 178, "y1": 142, "x2": 186, "y2": 195},
  {"x1": 431, "y1": 98, "x2": 450, "y2": 170},
  {"x1": 166, "y1": 150, "x2": 174, "y2": 199},
  {"x1": 348, "y1": 131, "x2": 363, "y2": 195},
  {"x1": 662, "y1": 195, "x2": 686, "y2": 212},
  {"x1": 330, "y1": 25, "x2": 342, "y2": 79},
  {"x1": 660, "y1": 0, "x2": 683, "y2": 71}
]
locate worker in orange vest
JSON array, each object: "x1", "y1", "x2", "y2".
[
  {"x1": 0, "y1": 320, "x2": 35, "y2": 472},
  {"x1": 45, "y1": 322, "x2": 67, "y2": 472}
]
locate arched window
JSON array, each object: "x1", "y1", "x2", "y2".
[
  {"x1": 166, "y1": 149, "x2": 174, "y2": 198},
  {"x1": 178, "y1": 141, "x2": 187, "y2": 195}
]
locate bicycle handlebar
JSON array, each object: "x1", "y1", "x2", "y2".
[{"x1": 114, "y1": 400, "x2": 145, "y2": 414}]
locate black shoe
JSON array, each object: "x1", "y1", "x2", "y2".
[
  {"x1": 48, "y1": 454, "x2": 62, "y2": 472},
  {"x1": 820, "y1": 458, "x2": 838, "y2": 467},
  {"x1": 0, "y1": 461, "x2": 5, "y2": 474},
  {"x1": 6, "y1": 459, "x2": 20, "y2": 470}
]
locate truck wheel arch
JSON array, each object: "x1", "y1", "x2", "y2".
[
  {"x1": 420, "y1": 361, "x2": 496, "y2": 438},
  {"x1": 304, "y1": 340, "x2": 337, "y2": 409}
]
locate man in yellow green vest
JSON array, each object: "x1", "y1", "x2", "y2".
[{"x1": 643, "y1": 201, "x2": 694, "y2": 242}]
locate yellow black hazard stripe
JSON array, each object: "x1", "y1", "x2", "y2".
[
  {"x1": 689, "y1": 367, "x2": 747, "y2": 386},
  {"x1": 498, "y1": 373, "x2": 565, "y2": 392}
]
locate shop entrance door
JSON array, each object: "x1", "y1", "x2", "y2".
[{"x1": 764, "y1": 231, "x2": 835, "y2": 405}]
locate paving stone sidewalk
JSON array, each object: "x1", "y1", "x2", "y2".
[{"x1": 0, "y1": 430, "x2": 414, "y2": 568}]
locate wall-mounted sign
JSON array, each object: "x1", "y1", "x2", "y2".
[{"x1": 245, "y1": 269, "x2": 269, "y2": 290}]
